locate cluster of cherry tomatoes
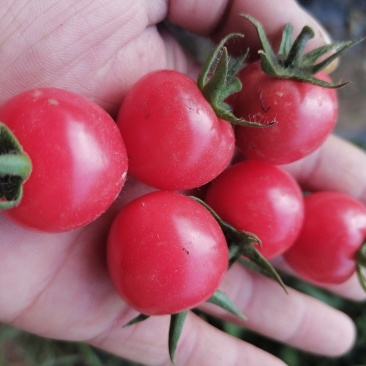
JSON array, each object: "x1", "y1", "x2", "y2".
[{"x1": 1, "y1": 14, "x2": 365, "y2": 363}]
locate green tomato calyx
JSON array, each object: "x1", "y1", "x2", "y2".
[
  {"x1": 240, "y1": 14, "x2": 366, "y2": 88},
  {"x1": 0, "y1": 123, "x2": 32, "y2": 209},
  {"x1": 197, "y1": 33, "x2": 274, "y2": 127},
  {"x1": 191, "y1": 196, "x2": 287, "y2": 293},
  {"x1": 122, "y1": 289, "x2": 245, "y2": 365}
]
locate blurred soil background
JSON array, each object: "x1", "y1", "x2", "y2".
[
  {"x1": 1, "y1": 1, "x2": 366, "y2": 365},
  {"x1": 309, "y1": 0, "x2": 366, "y2": 143}
]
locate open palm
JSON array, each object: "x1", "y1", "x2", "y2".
[{"x1": 0, "y1": 1, "x2": 364, "y2": 365}]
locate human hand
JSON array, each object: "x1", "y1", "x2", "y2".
[{"x1": 0, "y1": 1, "x2": 363, "y2": 365}]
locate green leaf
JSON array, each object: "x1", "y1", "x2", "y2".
[
  {"x1": 197, "y1": 32, "x2": 272, "y2": 127},
  {"x1": 239, "y1": 244, "x2": 287, "y2": 293},
  {"x1": 201, "y1": 47, "x2": 230, "y2": 106},
  {"x1": 290, "y1": 73, "x2": 349, "y2": 88},
  {"x1": 239, "y1": 14, "x2": 277, "y2": 64},
  {"x1": 259, "y1": 52, "x2": 281, "y2": 77},
  {"x1": 169, "y1": 311, "x2": 188, "y2": 365},
  {"x1": 301, "y1": 43, "x2": 341, "y2": 66},
  {"x1": 206, "y1": 289, "x2": 247, "y2": 320},
  {"x1": 307, "y1": 37, "x2": 366, "y2": 76},
  {"x1": 227, "y1": 48, "x2": 249, "y2": 80},
  {"x1": 122, "y1": 313, "x2": 150, "y2": 328},
  {"x1": 219, "y1": 78, "x2": 242, "y2": 102},
  {"x1": 278, "y1": 23, "x2": 293, "y2": 60},
  {"x1": 284, "y1": 26, "x2": 314, "y2": 68}
]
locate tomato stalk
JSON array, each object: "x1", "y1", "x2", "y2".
[
  {"x1": 0, "y1": 123, "x2": 32, "y2": 209},
  {"x1": 197, "y1": 33, "x2": 274, "y2": 127},
  {"x1": 240, "y1": 14, "x2": 366, "y2": 87}
]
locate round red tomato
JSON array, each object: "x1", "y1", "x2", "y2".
[
  {"x1": 284, "y1": 191, "x2": 366, "y2": 284},
  {"x1": 232, "y1": 61, "x2": 338, "y2": 164},
  {"x1": 205, "y1": 160, "x2": 304, "y2": 259},
  {"x1": 107, "y1": 191, "x2": 228, "y2": 315},
  {"x1": 117, "y1": 70, "x2": 235, "y2": 191},
  {"x1": 0, "y1": 88, "x2": 128, "y2": 232}
]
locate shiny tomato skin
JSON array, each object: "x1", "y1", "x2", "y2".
[
  {"x1": 284, "y1": 191, "x2": 366, "y2": 284},
  {"x1": 0, "y1": 88, "x2": 128, "y2": 232},
  {"x1": 205, "y1": 160, "x2": 304, "y2": 259},
  {"x1": 107, "y1": 191, "x2": 228, "y2": 315},
  {"x1": 117, "y1": 70, "x2": 235, "y2": 191},
  {"x1": 233, "y1": 61, "x2": 338, "y2": 164}
]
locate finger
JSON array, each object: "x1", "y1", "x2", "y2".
[
  {"x1": 201, "y1": 264, "x2": 356, "y2": 357},
  {"x1": 0, "y1": 214, "x2": 286, "y2": 366},
  {"x1": 272, "y1": 256, "x2": 366, "y2": 302},
  {"x1": 158, "y1": 25, "x2": 202, "y2": 78},
  {"x1": 283, "y1": 134, "x2": 366, "y2": 204},
  {"x1": 322, "y1": 273, "x2": 366, "y2": 301},
  {"x1": 0, "y1": 1, "x2": 170, "y2": 114},
  {"x1": 168, "y1": 0, "x2": 332, "y2": 52},
  {"x1": 91, "y1": 310, "x2": 287, "y2": 366},
  {"x1": 277, "y1": 135, "x2": 366, "y2": 300}
]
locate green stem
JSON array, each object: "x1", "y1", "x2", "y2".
[
  {"x1": 0, "y1": 153, "x2": 32, "y2": 179},
  {"x1": 0, "y1": 123, "x2": 32, "y2": 209}
]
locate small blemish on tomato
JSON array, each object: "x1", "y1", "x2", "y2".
[
  {"x1": 32, "y1": 90, "x2": 43, "y2": 98},
  {"x1": 48, "y1": 99, "x2": 59, "y2": 105},
  {"x1": 259, "y1": 92, "x2": 270, "y2": 112}
]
